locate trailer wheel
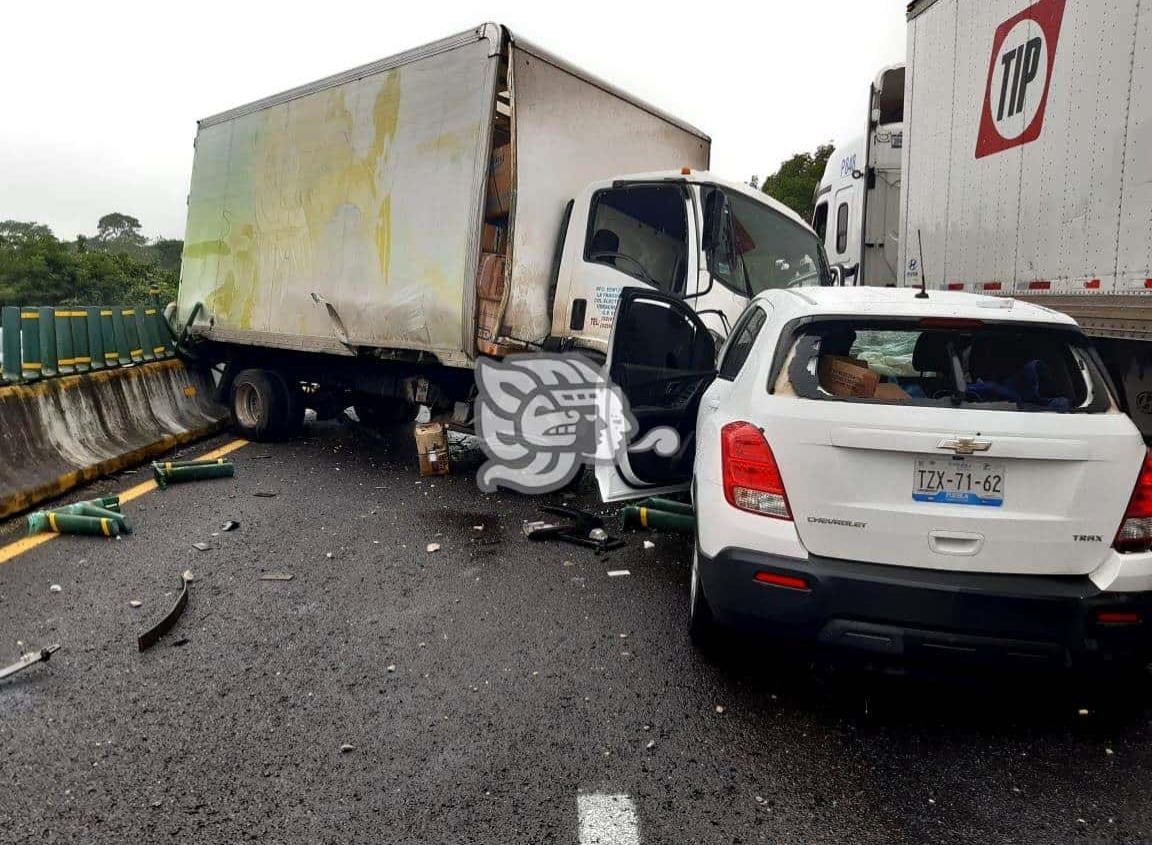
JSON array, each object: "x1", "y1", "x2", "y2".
[{"x1": 230, "y1": 368, "x2": 295, "y2": 442}]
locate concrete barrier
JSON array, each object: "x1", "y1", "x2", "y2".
[{"x1": 0, "y1": 358, "x2": 227, "y2": 519}]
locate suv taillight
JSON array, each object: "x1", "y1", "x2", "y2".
[
  {"x1": 721, "y1": 421, "x2": 791, "y2": 520},
  {"x1": 1115, "y1": 450, "x2": 1152, "y2": 552}
]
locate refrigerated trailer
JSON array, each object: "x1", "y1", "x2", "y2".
[
  {"x1": 175, "y1": 23, "x2": 830, "y2": 438},
  {"x1": 814, "y1": 0, "x2": 1152, "y2": 436}
]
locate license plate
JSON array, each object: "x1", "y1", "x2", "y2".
[{"x1": 913, "y1": 458, "x2": 1005, "y2": 507}]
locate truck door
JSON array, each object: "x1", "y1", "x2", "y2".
[
  {"x1": 553, "y1": 181, "x2": 694, "y2": 353},
  {"x1": 594, "y1": 288, "x2": 717, "y2": 502}
]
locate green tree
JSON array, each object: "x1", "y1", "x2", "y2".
[
  {"x1": 0, "y1": 216, "x2": 181, "y2": 308},
  {"x1": 94, "y1": 212, "x2": 147, "y2": 255},
  {"x1": 759, "y1": 143, "x2": 835, "y2": 222}
]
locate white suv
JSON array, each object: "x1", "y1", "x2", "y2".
[{"x1": 596, "y1": 286, "x2": 1152, "y2": 669}]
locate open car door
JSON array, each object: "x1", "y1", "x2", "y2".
[{"x1": 595, "y1": 288, "x2": 717, "y2": 502}]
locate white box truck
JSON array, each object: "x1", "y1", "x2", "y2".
[
  {"x1": 812, "y1": 0, "x2": 1152, "y2": 436},
  {"x1": 174, "y1": 23, "x2": 832, "y2": 438}
]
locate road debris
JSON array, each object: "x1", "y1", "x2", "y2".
[
  {"x1": 522, "y1": 506, "x2": 624, "y2": 552},
  {"x1": 253, "y1": 491, "x2": 278, "y2": 498},
  {"x1": 645, "y1": 740, "x2": 656, "y2": 750},
  {"x1": 607, "y1": 570, "x2": 631, "y2": 578},
  {"x1": 643, "y1": 540, "x2": 655, "y2": 550},
  {"x1": 340, "y1": 743, "x2": 355, "y2": 753},
  {"x1": 129, "y1": 600, "x2": 143, "y2": 608},
  {"x1": 221, "y1": 521, "x2": 240, "y2": 532},
  {"x1": 259, "y1": 572, "x2": 295, "y2": 582},
  {"x1": 137, "y1": 571, "x2": 193, "y2": 652},
  {"x1": 714, "y1": 705, "x2": 726, "y2": 714},
  {"x1": 387, "y1": 664, "x2": 396, "y2": 673},
  {"x1": 192, "y1": 542, "x2": 211, "y2": 552},
  {"x1": 27, "y1": 509, "x2": 124, "y2": 538},
  {"x1": 620, "y1": 501, "x2": 696, "y2": 535},
  {"x1": 427, "y1": 543, "x2": 441, "y2": 553},
  {"x1": 153, "y1": 459, "x2": 236, "y2": 489},
  {"x1": 49, "y1": 584, "x2": 62, "y2": 593},
  {"x1": 0, "y1": 644, "x2": 61, "y2": 682}
]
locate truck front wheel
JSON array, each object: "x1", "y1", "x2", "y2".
[{"x1": 230, "y1": 368, "x2": 298, "y2": 441}]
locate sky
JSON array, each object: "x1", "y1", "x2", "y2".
[{"x1": 0, "y1": 0, "x2": 907, "y2": 241}]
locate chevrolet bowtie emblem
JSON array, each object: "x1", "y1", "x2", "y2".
[{"x1": 938, "y1": 437, "x2": 992, "y2": 455}]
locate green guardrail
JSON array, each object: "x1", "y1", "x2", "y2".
[{"x1": 0, "y1": 287, "x2": 175, "y2": 386}]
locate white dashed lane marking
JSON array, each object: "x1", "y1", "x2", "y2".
[{"x1": 578, "y1": 793, "x2": 640, "y2": 845}]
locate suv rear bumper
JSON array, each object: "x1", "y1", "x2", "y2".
[{"x1": 699, "y1": 547, "x2": 1152, "y2": 668}]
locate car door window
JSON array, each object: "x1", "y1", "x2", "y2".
[
  {"x1": 585, "y1": 184, "x2": 688, "y2": 294},
  {"x1": 717, "y1": 306, "x2": 767, "y2": 381}
]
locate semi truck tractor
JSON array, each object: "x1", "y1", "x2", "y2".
[
  {"x1": 173, "y1": 23, "x2": 831, "y2": 439},
  {"x1": 813, "y1": 0, "x2": 1152, "y2": 437}
]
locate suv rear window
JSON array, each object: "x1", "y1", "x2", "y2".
[{"x1": 775, "y1": 319, "x2": 1113, "y2": 413}]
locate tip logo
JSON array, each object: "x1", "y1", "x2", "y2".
[{"x1": 975, "y1": 0, "x2": 1066, "y2": 159}]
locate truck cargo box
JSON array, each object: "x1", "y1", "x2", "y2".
[{"x1": 177, "y1": 23, "x2": 710, "y2": 368}]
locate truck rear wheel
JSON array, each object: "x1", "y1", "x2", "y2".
[{"x1": 230, "y1": 368, "x2": 299, "y2": 442}]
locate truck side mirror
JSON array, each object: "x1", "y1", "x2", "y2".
[{"x1": 827, "y1": 265, "x2": 845, "y2": 287}]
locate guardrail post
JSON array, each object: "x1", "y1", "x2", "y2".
[
  {"x1": 110, "y1": 307, "x2": 132, "y2": 366},
  {"x1": 85, "y1": 306, "x2": 104, "y2": 371},
  {"x1": 121, "y1": 307, "x2": 144, "y2": 363},
  {"x1": 143, "y1": 306, "x2": 166, "y2": 360},
  {"x1": 55, "y1": 308, "x2": 75, "y2": 375},
  {"x1": 38, "y1": 306, "x2": 58, "y2": 378},
  {"x1": 134, "y1": 306, "x2": 155, "y2": 362},
  {"x1": 100, "y1": 307, "x2": 118, "y2": 368},
  {"x1": 71, "y1": 308, "x2": 91, "y2": 373},
  {"x1": 2, "y1": 306, "x2": 21, "y2": 384},
  {"x1": 20, "y1": 308, "x2": 41, "y2": 381}
]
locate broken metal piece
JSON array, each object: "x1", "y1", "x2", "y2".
[
  {"x1": 259, "y1": 572, "x2": 294, "y2": 582},
  {"x1": 137, "y1": 572, "x2": 192, "y2": 652},
  {"x1": 523, "y1": 505, "x2": 625, "y2": 552},
  {"x1": 0, "y1": 644, "x2": 61, "y2": 682},
  {"x1": 221, "y1": 521, "x2": 239, "y2": 532}
]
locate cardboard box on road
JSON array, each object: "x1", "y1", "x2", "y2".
[{"x1": 415, "y1": 422, "x2": 450, "y2": 477}]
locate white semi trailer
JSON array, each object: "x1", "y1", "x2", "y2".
[
  {"x1": 814, "y1": 0, "x2": 1152, "y2": 436},
  {"x1": 174, "y1": 23, "x2": 831, "y2": 439}
]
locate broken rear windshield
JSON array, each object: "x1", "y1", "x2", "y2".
[{"x1": 777, "y1": 319, "x2": 1114, "y2": 413}]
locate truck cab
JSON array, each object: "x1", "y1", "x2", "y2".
[
  {"x1": 812, "y1": 64, "x2": 904, "y2": 288},
  {"x1": 551, "y1": 171, "x2": 832, "y2": 354}
]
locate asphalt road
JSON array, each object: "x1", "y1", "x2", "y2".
[{"x1": 2, "y1": 417, "x2": 1151, "y2": 844}]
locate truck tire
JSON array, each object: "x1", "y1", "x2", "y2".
[
  {"x1": 355, "y1": 399, "x2": 419, "y2": 428},
  {"x1": 230, "y1": 368, "x2": 296, "y2": 442}
]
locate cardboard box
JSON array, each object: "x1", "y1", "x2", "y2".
[
  {"x1": 475, "y1": 252, "x2": 507, "y2": 356},
  {"x1": 818, "y1": 355, "x2": 880, "y2": 398},
  {"x1": 873, "y1": 382, "x2": 911, "y2": 401},
  {"x1": 485, "y1": 143, "x2": 512, "y2": 220},
  {"x1": 481, "y1": 223, "x2": 505, "y2": 254},
  {"x1": 415, "y1": 422, "x2": 450, "y2": 477}
]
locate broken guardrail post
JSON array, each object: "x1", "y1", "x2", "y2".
[
  {"x1": 619, "y1": 504, "x2": 696, "y2": 534},
  {"x1": 27, "y1": 511, "x2": 122, "y2": 537},
  {"x1": 152, "y1": 461, "x2": 236, "y2": 489},
  {"x1": 48, "y1": 502, "x2": 132, "y2": 533}
]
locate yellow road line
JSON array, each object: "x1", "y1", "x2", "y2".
[{"x1": 0, "y1": 438, "x2": 250, "y2": 566}]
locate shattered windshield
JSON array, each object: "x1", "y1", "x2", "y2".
[{"x1": 703, "y1": 185, "x2": 830, "y2": 294}]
